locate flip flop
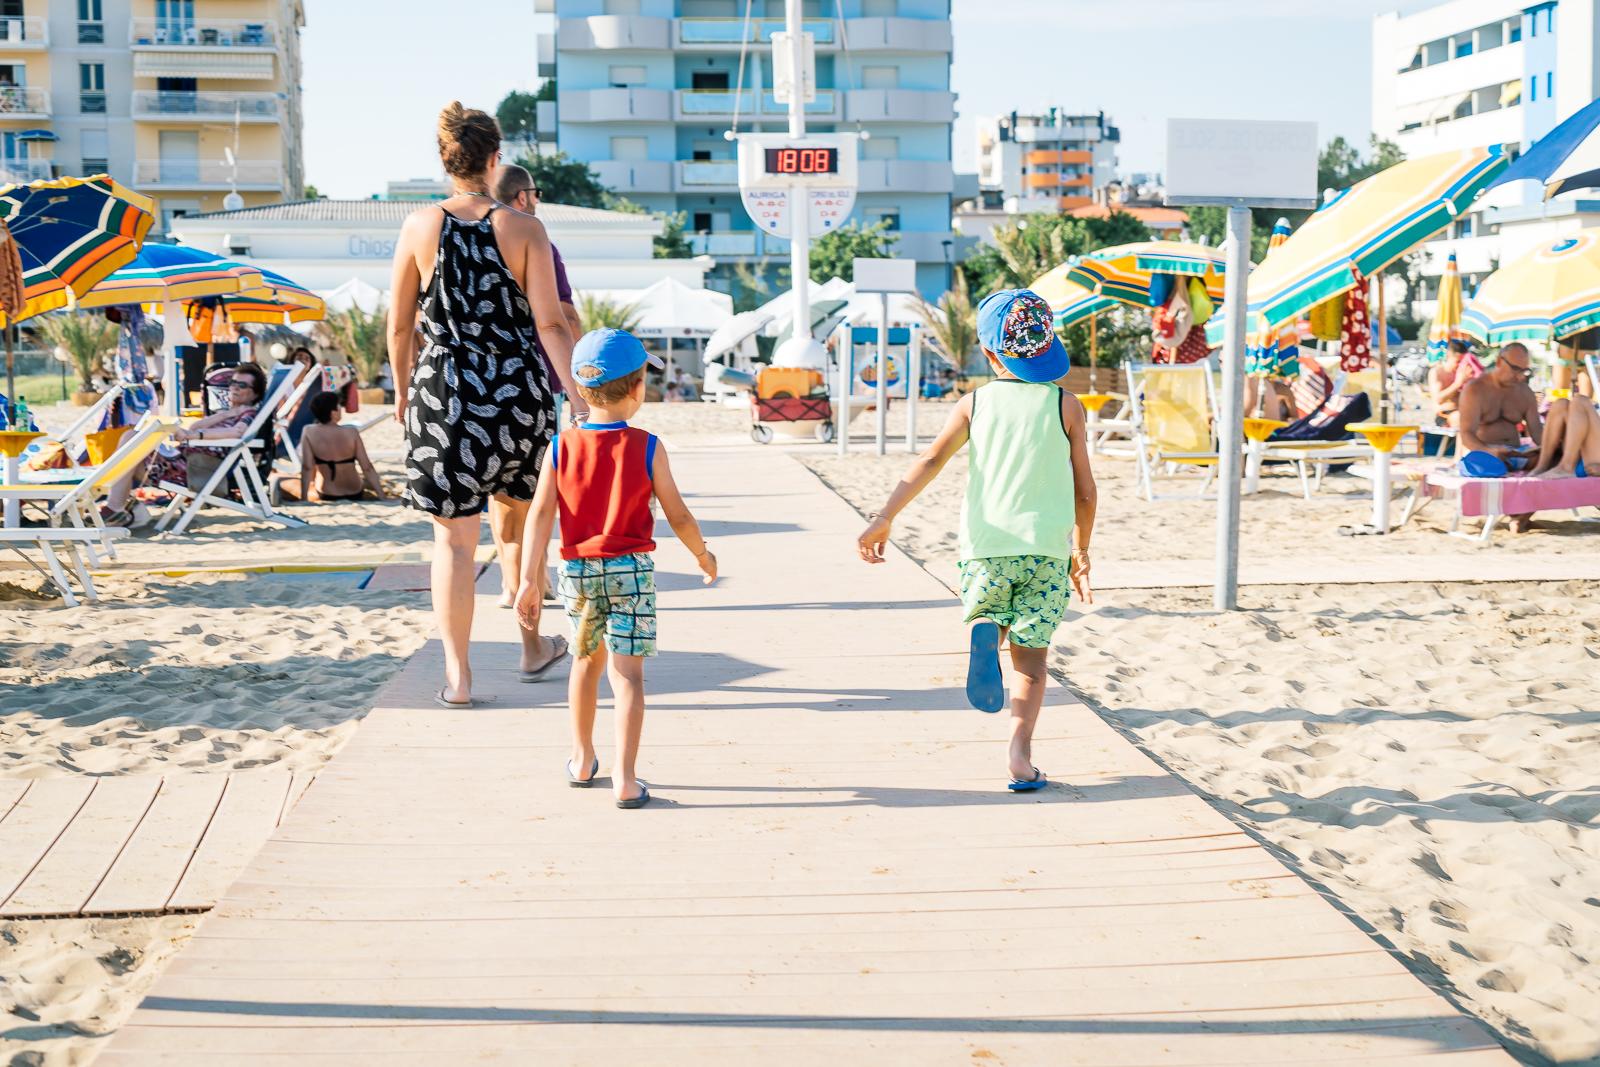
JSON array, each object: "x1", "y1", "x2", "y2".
[
  {"x1": 965, "y1": 621, "x2": 1006, "y2": 713},
  {"x1": 567, "y1": 756, "x2": 599, "y2": 788},
  {"x1": 520, "y1": 635, "x2": 570, "y2": 682},
  {"x1": 434, "y1": 687, "x2": 476, "y2": 709},
  {"x1": 616, "y1": 782, "x2": 651, "y2": 809},
  {"x1": 1008, "y1": 768, "x2": 1048, "y2": 792}
]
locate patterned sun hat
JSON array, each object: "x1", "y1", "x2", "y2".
[{"x1": 976, "y1": 289, "x2": 1071, "y2": 383}]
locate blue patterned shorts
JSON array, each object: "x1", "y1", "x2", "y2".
[{"x1": 558, "y1": 552, "x2": 657, "y2": 658}]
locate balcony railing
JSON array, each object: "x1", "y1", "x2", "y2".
[
  {"x1": 677, "y1": 160, "x2": 738, "y2": 187},
  {"x1": 0, "y1": 17, "x2": 47, "y2": 48},
  {"x1": 134, "y1": 158, "x2": 284, "y2": 188},
  {"x1": 676, "y1": 89, "x2": 837, "y2": 117},
  {"x1": 678, "y1": 18, "x2": 835, "y2": 45},
  {"x1": 0, "y1": 86, "x2": 49, "y2": 117},
  {"x1": 0, "y1": 158, "x2": 53, "y2": 183},
  {"x1": 131, "y1": 90, "x2": 282, "y2": 121},
  {"x1": 688, "y1": 232, "x2": 758, "y2": 257},
  {"x1": 129, "y1": 18, "x2": 277, "y2": 49}
]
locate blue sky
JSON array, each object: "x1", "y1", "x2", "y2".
[{"x1": 302, "y1": 1, "x2": 1421, "y2": 199}]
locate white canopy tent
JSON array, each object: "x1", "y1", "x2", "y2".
[{"x1": 321, "y1": 278, "x2": 385, "y2": 315}]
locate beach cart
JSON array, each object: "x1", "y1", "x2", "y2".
[{"x1": 748, "y1": 367, "x2": 835, "y2": 444}]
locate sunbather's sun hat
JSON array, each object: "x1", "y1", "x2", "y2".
[
  {"x1": 572, "y1": 328, "x2": 664, "y2": 387},
  {"x1": 976, "y1": 289, "x2": 1071, "y2": 383}
]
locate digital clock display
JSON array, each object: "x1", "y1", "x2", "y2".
[{"x1": 764, "y1": 147, "x2": 839, "y2": 175}]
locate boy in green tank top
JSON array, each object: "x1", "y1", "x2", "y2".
[{"x1": 857, "y1": 289, "x2": 1097, "y2": 792}]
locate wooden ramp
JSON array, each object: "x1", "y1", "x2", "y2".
[
  {"x1": 101, "y1": 443, "x2": 1512, "y2": 1065},
  {"x1": 0, "y1": 769, "x2": 313, "y2": 918}
]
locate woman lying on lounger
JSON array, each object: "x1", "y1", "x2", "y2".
[
  {"x1": 274, "y1": 391, "x2": 384, "y2": 503},
  {"x1": 1531, "y1": 394, "x2": 1600, "y2": 479}
]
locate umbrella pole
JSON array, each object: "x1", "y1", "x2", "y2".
[
  {"x1": 4, "y1": 323, "x2": 13, "y2": 424},
  {"x1": 1089, "y1": 312, "x2": 1098, "y2": 393},
  {"x1": 1376, "y1": 271, "x2": 1389, "y2": 422}
]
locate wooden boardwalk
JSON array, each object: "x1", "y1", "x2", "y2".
[
  {"x1": 102, "y1": 442, "x2": 1512, "y2": 1065},
  {"x1": 0, "y1": 769, "x2": 313, "y2": 918}
]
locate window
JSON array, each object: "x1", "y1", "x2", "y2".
[
  {"x1": 690, "y1": 70, "x2": 729, "y2": 90},
  {"x1": 156, "y1": 0, "x2": 194, "y2": 37},
  {"x1": 1453, "y1": 33, "x2": 1473, "y2": 58},
  {"x1": 1478, "y1": 21, "x2": 1502, "y2": 50},
  {"x1": 1423, "y1": 37, "x2": 1448, "y2": 65},
  {"x1": 1530, "y1": 76, "x2": 1537, "y2": 102},
  {"x1": 610, "y1": 135, "x2": 647, "y2": 160},
  {"x1": 77, "y1": 0, "x2": 103, "y2": 43},
  {"x1": 609, "y1": 65, "x2": 646, "y2": 87},
  {"x1": 692, "y1": 211, "x2": 713, "y2": 232},
  {"x1": 877, "y1": 211, "x2": 901, "y2": 231},
  {"x1": 80, "y1": 128, "x2": 107, "y2": 174},
  {"x1": 1509, "y1": 17, "x2": 1522, "y2": 42},
  {"x1": 79, "y1": 62, "x2": 105, "y2": 113},
  {"x1": 862, "y1": 135, "x2": 898, "y2": 160},
  {"x1": 860, "y1": 66, "x2": 898, "y2": 89}
]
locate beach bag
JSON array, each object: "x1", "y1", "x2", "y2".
[{"x1": 1187, "y1": 277, "x2": 1215, "y2": 326}]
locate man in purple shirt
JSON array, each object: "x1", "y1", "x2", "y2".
[{"x1": 493, "y1": 163, "x2": 583, "y2": 393}]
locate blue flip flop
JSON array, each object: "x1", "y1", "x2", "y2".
[
  {"x1": 966, "y1": 621, "x2": 1005, "y2": 713},
  {"x1": 616, "y1": 782, "x2": 651, "y2": 810},
  {"x1": 567, "y1": 756, "x2": 599, "y2": 788},
  {"x1": 1008, "y1": 768, "x2": 1048, "y2": 792}
]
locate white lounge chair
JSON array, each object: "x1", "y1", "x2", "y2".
[
  {"x1": 1110, "y1": 360, "x2": 1221, "y2": 501},
  {"x1": 154, "y1": 363, "x2": 310, "y2": 536},
  {"x1": 0, "y1": 527, "x2": 128, "y2": 607}
]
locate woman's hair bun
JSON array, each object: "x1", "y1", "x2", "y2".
[{"x1": 437, "y1": 101, "x2": 501, "y2": 180}]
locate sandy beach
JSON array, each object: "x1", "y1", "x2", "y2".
[{"x1": 4, "y1": 398, "x2": 1597, "y2": 1064}]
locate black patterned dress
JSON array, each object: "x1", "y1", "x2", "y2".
[{"x1": 403, "y1": 205, "x2": 554, "y2": 518}]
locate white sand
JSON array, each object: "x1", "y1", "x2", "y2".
[{"x1": 797, "y1": 435, "x2": 1600, "y2": 1065}]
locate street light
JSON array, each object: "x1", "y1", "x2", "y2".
[{"x1": 942, "y1": 237, "x2": 954, "y2": 293}]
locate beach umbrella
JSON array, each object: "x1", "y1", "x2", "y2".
[
  {"x1": 1246, "y1": 219, "x2": 1301, "y2": 413},
  {"x1": 208, "y1": 268, "x2": 325, "y2": 325},
  {"x1": 1064, "y1": 240, "x2": 1228, "y2": 306},
  {"x1": 0, "y1": 175, "x2": 155, "y2": 411},
  {"x1": 1484, "y1": 96, "x2": 1600, "y2": 201},
  {"x1": 1029, "y1": 262, "x2": 1117, "y2": 328},
  {"x1": 1241, "y1": 146, "x2": 1508, "y2": 333},
  {"x1": 75, "y1": 242, "x2": 265, "y2": 309},
  {"x1": 1461, "y1": 231, "x2": 1600, "y2": 345},
  {"x1": 1426, "y1": 252, "x2": 1467, "y2": 362}
]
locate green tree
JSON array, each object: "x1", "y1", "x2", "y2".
[
  {"x1": 511, "y1": 151, "x2": 608, "y2": 208},
  {"x1": 961, "y1": 210, "x2": 1152, "y2": 296},
  {"x1": 321, "y1": 305, "x2": 389, "y2": 387},
  {"x1": 809, "y1": 220, "x2": 897, "y2": 283},
  {"x1": 37, "y1": 312, "x2": 117, "y2": 391},
  {"x1": 653, "y1": 210, "x2": 694, "y2": 259},
  {"x1": 497, "y1": 89, "x2": 540, "y2": 145},
  {"x1": 302, "y1": 183, "x2": 323, "y2": 200},
  {"x1": 577, "y1": 293, "x2": 645, "y2": 333},
  {"x1": 918, "y1": 271, "x2": 980, "y2": 374},
  {"x1": 730, "y1": 259, "x2": 773, "y2": 314}
]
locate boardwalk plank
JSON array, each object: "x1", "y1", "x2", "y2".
[
  {"x1": 0, "y1": 779, "x2": 29, "y2": 824},
  {"x1": 85, "y1": 774, "x2": 228, "y2": 916},
  {"x1": 165, "y1": 770, "x2": 290, "y2": 911},
  {"x1": 103, "y1": 444, "x2": 1512, "y2": 1063},
  {"x1": 3, "y1": 777, "x2": 160, "y2": 917},
  {"x1": 0, "y1": 778, "x2": 96, "y2": 910}
]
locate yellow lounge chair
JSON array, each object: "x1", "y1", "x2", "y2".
[{"x1": 1120, "y1": 360, "x2": 1220, "y2": 501}]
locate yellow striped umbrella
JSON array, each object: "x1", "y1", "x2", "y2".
[
  {"x1": 1065, "y1": 240, "x2": 1228, "y2": 306},
  {"x1": 1427, "y1": 252, "x2": 1467, "y2": 361},
  {"x1": 1243, "y1": 146, "x2": 1508, "y2": 332},
  {"x1": 76, "y1": 242, "x2": 265, "y2": 309},
  {"x1": 1246, "y1": 219, "x2": 1301, "y2": 383},
  {"x1": 212, "y1": 268, "x2": 325, "y2": 324},
  {"x1": 0, "y1": 175, "x2": 155, "y2": 325},
  {"x1": 1462, "y1": 230, "x2": 1600, "y2": 344},
  {"x1": 1028, "y1": 262, "x2": 1117, "y2": 328}
]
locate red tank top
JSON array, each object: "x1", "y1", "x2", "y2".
[{"x1": 553, "y1": 422, "x2": 658, "y2": 560}]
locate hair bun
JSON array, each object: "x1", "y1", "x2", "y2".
[{"x1": 437, "y1": 101, "x2": 501, "y2": 180}]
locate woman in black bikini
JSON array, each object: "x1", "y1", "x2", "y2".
[{"x1": 276, "y1": 392, "x2": 383, "y2": 503}]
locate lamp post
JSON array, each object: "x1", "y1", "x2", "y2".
[{"x1": 942, "y1": 237, "x2": 953, "y2": 292}]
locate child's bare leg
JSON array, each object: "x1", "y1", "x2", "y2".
[
  {"x1": 568, "y1": 645, "x2": 604, "y2": 781},
  {"x1": 1006, "y1": 644, "x2": 1050, "y2": 781},
  {"x1": 607, "y1": 652, "x2": 647, "y2": 802}
]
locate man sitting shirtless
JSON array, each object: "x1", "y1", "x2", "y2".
[{"x1": 1459, "y1": 343, "x2": 1544, "y2": 530}]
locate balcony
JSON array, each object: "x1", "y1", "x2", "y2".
[
  {"x1": 1026, "y1": 149, "x2": 1092, "y2": 166},
  {"x1": 129, "y1": 18, "x2": 276, "y2": 49},
  {"x1": 688, "y1": 232, "x2": 758, "y2": 257},
  {"x1": 844, "y1": 89, "x2": 955, "y2": 124},
  {"x1": 131, "y1": 90, "x2": 282, "y2": 123},
  {"x1": 674, "y1": 88, "x2": 838, "y2": 121},
  {"x1": 0, "y1": 87, "x2": 50, "y2": 120},
  {"x1": 558, "y1": 16, "x2": 670, "y2": 51},
  {"x1": 559, "y1": 87, "x2": 670, "y2": 123},
  {"x1": 0, "y1": 17, "x2": 47, "y2": 49},
  {"x1": 841, "y1": 17, "x2": 951, "y2": 52},
  {"x1": 675, "y1": 18, "x2": 835, "y2": 48},
  {"x1": 590, "y1": 159, "x2": 673, "y2": 194},
  {"x1": 0, "y1": 158, "x2": 53, "y2": 184},
  {"x1": 134, "y1": 158, "x2": 283, "y2": 191},
  {"x1": 677, "y1": 160, "x2": 738, "y2": 189},
  {"x1": 857, "y1": 159, "x2": 953, "y2": 193},
  {"x1": 1014, "y1": 124, "x2": 1104, "y2": 144}
]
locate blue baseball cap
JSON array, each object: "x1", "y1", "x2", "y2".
[
  {"x1": 571, "y1": 328, "x2": 663, "y2": 388},
  {"x1": 976, "y1": 289, "x2": 1071, "y2": 383}
]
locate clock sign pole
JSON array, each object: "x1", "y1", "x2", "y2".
[{"x1": 735, "y1": 0, "x2": 858, "y2": 371}]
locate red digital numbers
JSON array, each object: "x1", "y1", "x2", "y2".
[{"x1": 765, "y1": 147, "x2": 837, "y2": 175}]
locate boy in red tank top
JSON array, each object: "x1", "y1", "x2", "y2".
[{"x1": 516, "y1": 329, "x2": 718, "y2": 809}]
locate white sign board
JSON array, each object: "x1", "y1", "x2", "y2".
[
  {"x1": 1165, "y1": 119, "x2": 1318, "y2": 208},
  {"x1": 853, "y1": 257, "x2": 918, "y2": 294},
  {"x1": 737, "y1": 133, "x2": 859, "y2": 240}
]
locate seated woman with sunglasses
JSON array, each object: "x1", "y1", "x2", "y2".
[
  {"x1": 275, "y1": 391, "x2": 385, "y2": 503},
  {"x1": 145, "y1": 363, "x2": 269, "y2": 490}
]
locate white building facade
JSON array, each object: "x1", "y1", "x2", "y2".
[
  {"x1": 974, "y1": 109, "x2": 1120, "y2": 216},
  {"x1": 172, "y1": 198, "x2": 712, "y2": 293},
  {"x1": 1372, "y1": 0, "x2": 1600, "y2": 318}
]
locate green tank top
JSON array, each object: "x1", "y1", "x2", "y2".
[{"x1": 959, "y1": 380, "x2": 1075, "y2": 562}]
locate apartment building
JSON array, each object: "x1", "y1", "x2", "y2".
[
  {"x1": 535, "y1": 0, "x2": 960, "y2": 298},
  {"x1": 0, "y1": 0, "x2": 304, "y2": 232},
  {"x1": 1372, "y1": 0, "x2": 1600, "y2": 316},
  {"x1": 975, "y1": 108, "x2": 1120, "y2": 215}
]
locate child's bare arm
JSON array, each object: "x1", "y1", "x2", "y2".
[
  {"x1": 857, "y1": 394, "x2": 972, "y2": 563},
  {"x1": 514, "y1": 448, "x2": 560, "y2": 628},
  {"x1": 1061, "y1": 391, "x2": 1097, "y2": 604},
  {"x1": 651, "y1": 444, "x2": 716, "y2": 583}
]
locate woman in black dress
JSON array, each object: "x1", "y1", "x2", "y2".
[{"x1": 387, "y1": 102, "x2": 578, "y2": 706}]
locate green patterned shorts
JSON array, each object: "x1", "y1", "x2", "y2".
[
  {"x1": 558, "y1": 552, "x2": 657, "y2": 658},
  {"x1": 958, "y1": 554, "x2": 1071, "y2": 649}
]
